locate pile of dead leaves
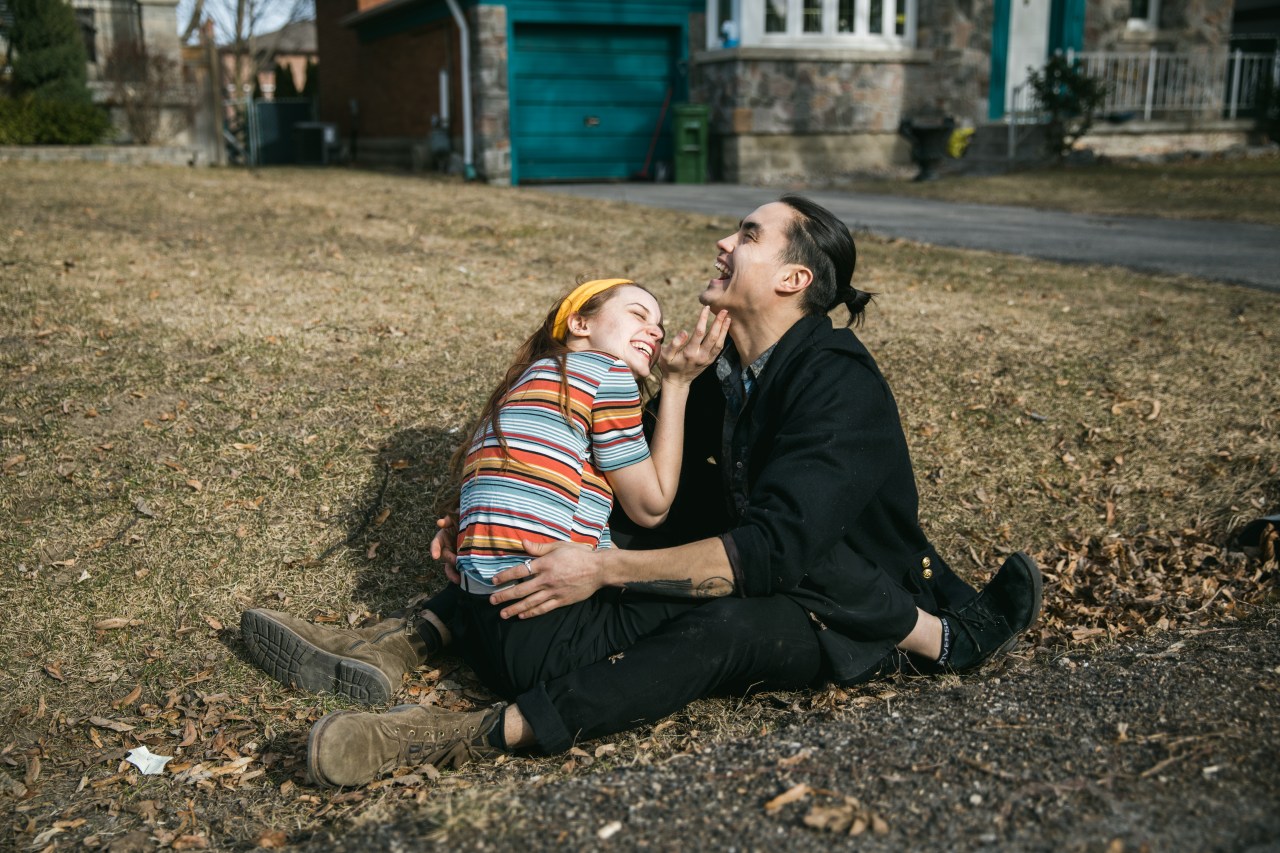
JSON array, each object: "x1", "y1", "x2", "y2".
[{"x1": 1031, "y1": 524, "x2": 1276, "y2": 649}]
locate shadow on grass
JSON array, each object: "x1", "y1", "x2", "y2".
[{"x1": 325, "y1": 426, "x2": 465, "y2": 614}]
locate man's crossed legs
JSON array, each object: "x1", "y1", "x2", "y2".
[{"x1": 241, "y1": 553, "x2": 1042, "y2": 787}]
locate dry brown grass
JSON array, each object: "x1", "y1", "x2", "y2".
[
  {"x1": 840, "y1": 152, "x2": 1280, "y2": 226},
  {"x1": 1, "y1": 161, "x2": 1276, "y2": 849}
]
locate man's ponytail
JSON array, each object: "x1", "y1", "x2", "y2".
[{"x1": 832, "y1": 284, "x2": 874, "y2": 327}]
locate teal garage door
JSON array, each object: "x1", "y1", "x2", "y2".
[{"x1": 511, "y1": 24, "x2": 679, "y2": 183}]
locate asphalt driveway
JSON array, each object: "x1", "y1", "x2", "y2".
[{"x1": 535, "y1": 183, "x2": 1280, "y2": 293}]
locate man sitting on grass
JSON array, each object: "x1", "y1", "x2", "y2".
[{"x1": 240, "y1": 194, "x2": 1042, "y2": 787}]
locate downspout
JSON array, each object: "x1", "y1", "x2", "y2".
[{"x1": 443, "y1": 0, "x2": 476, "y2": 180}]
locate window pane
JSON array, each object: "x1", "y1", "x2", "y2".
[
  {"x1": 75, "y1": 7, "x2": 96, "y2": 63},
  {"x1": 838, "y1": 0, "x2": 855, "y2": 32},
  {"x1": 1130, "y1": 0, "x2": 1150, "y2": 19},
  {"x1": 766, "y1": 0, "x2": 787, "y2": 33},
  {"x1": 804, "y1": 0, "x2": 822, "y2": 32},
  {"x1": 869, "y1": 0, "x2": 883, "y2": 34}
]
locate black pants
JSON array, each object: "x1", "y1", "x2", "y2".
[{"x1": 453, "y1": 589, "x2": 824, "y2": 754}]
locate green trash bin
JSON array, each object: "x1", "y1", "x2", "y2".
[{"x1": 673, "y1": 103, "x2": 710, "y2": 184}]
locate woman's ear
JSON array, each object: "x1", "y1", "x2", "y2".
[{"x1": 566, "y1": 313, "x2": 591, "y2": 338}]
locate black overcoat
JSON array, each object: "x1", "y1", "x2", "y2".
[{"x1": 614, "y1": 314, "x2": 977, "y2": 684}]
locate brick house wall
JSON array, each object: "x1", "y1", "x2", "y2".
[{"x1": 316, "y1": 0, "x2": 462, "y2": 165}]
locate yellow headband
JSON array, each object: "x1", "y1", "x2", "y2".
[{"x1": 551, "y1": 278, "x2": 633, "y2": 341}]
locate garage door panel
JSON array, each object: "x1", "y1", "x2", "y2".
[
  {"x1": 517, "y1": 79, "x2": 670, "y2": 105},
  {"x1": 512, "y1": 23, "x2": 679, "y2": 183}
]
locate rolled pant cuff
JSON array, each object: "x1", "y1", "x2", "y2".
[{"x1": 514, "y1": 684, "x2": 574, "y2": 755}]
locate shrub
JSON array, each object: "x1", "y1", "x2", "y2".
[
  {"x1": 8, "y1": 0, "x2": 92, "y2": 103},
  {"x1": 301, "y1": 61, "x2": 318, "y2": 100},
  {"x1": 0, "y1": 94, "x2": 112, "y2": 144},
  {"x1": 1256, "y1": 76, "x2": 1280, "y2": 145},
  {"x1": 1028, "y1": 54, "x2": 1108, "y2": 162},
  {"x1": 273, "y1": 62, "x2": 299, "y2": 99}
]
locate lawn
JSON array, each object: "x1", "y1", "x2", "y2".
[
  {"x1": 1, "y1": 162, "x2": 1276, "y2": 849},
  {"x1": 841, "y1": 152, "x2": 1280, "y2": 226}
]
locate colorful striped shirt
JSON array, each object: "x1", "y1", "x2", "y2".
[{"x1": 456, "y1": 350, "x2": 650, "y2": 590}]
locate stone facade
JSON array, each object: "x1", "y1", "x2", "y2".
[
  {"x1": 911, "y1": 0, "x2": 997, "y2": 122},
  {"x1": 472, "y1": 4, "x2": 511, "y2": 184},
  {"x1": 1086, "y1": 0, "x2": 1234, "y2": 53},
  {"x1": 1078, "y1": 120, "x2": 1258, "y2": 158},
  {"x1": 693, "y1": 48, "x2": 927, "y2": 181}
]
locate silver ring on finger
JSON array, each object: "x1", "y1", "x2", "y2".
[{"x1": 523, "y1": 559, "x2": 534, "y2": 578}]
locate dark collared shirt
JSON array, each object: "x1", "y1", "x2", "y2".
[{"x1": 715, "y1": 342, "x2": 776, "y2": 519}]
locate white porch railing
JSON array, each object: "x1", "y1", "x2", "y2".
[
  {"x1": 1006, "y1": 48, "x2": 1279, "y2": 162},
  {"x1": 1076, "y1": 48, "x2": 1279, "y2": 121}
]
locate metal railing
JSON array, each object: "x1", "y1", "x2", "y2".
[
  {"x1": 1006, "y1": 48, "x2": 1279, "y2": 161},
  {"x1": 1076, "y1": 47, "x2": 1279, "y2": 121}
]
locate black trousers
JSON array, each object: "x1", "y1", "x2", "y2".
[{"x1": 453, "y1": 589, "x2": 825, "y2": 754}]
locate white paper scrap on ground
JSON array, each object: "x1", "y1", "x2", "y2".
[{"x1": 125, "y1": 746, "x2": 173, "y2": 775}]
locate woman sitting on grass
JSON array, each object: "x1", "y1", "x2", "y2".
[{"x1": 242, "y1": 278, "x2": 729, "y2": 784}]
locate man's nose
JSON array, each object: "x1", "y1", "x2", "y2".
[{"x1": 716, "y1": 233, "x2": 736, "y2": 252}]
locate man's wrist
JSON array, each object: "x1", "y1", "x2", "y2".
[{"x1": 598, "y1": 546, "x2": 624, "y2": 587}]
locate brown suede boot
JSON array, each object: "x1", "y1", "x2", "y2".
[
  {"x1": 307, "y1": 703, "x2": 505, "y2": 788},
  {"x1": 240, "y1": 608, "x2": 430, "y2": 704}
]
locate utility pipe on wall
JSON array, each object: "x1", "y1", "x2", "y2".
[{"x1": 444, "y1": 0, "x2": 476, "y2": 180}]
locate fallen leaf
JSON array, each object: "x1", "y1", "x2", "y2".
[
  {"x1": 113, "y1": 685, "x2": 143, "y2": 709},
  {"x1": 765, "y1": 783, "x2": 811, "y2": 813},
  {"x1": 2, "y1": 454, "x2": 26, "y2": 473},
  {"x1": 186, "y1": 479, "x2": 203, "y2": 492},
  {"x1": 803, "y1": 804, "x2": 853, "y2": 833},
  {"x1": 203, "y1": 615, "x2": 224, "y2": 631},
  {"x1": 43, "y1": 662, "x2": 65, "y2": 682},
  {"x1": 89, "y1": 716, "x2": 135, "y2": 733},
  {"x1": 366, "y1": 541, "x2": 380, "y2": 559},
  {"x1": 207, "y1": 756, "x2": 254, "y2": 776},
  {"x1": 255, "y1": 830, "x2": 289, "y2": 848},
  {"x1": 94, "y1": 617, "x2": 143, "y2": 630}
]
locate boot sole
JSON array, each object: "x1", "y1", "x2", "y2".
[{"x1": 241, "y1": 610, "x2": 394, "y2": 704}]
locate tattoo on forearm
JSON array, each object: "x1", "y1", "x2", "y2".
[{"x1": 623, "y1": 576, "x2": 735, "y2": 598}]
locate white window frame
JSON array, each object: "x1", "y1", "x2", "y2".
[
  {"x1": 706, "y1": 0, "x2": 916, "y2": 50},
  {"x1": 1126, "y1": 0, "x2": 1160, "y2": 33}
]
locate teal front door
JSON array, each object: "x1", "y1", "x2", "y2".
[{"x1": 511, "y1": 24, "x2": 680, "y2": 183}]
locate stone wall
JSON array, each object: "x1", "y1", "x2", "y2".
[
  {"x1": 912, "y1": 0, "x2": 997, "y2": 123},
  {"x1": 722, "y1": 132, "x2": 910, "y2": 184},
  {"x1": 472, "y1": 4, "x2": 511, "y2": 184},
  {"x1": 0, "y1": 145, "x2": 207, "y2": 166},
  {"x1": 1086, "y1": 0, "x2": 1233, "y2": 53},
  {"x1": 694, "y1": 48, "x2": 929, "y2": 181},
  {"x1": 1078, "y1": 119, "x2": 1259, "y2": 158}
]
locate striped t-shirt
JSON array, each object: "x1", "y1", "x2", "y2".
[{"x1": 456, "y1": 350, "x2": 650, "y2": 590}]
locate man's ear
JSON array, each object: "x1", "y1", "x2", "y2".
[
  {"x1": 566, "y1": 313, "x2": 591, "y2": 338},
  {"x1": 778, "y1": 265, "x2": 813, "y2": 296}
]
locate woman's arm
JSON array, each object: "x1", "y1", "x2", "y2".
[{"x1": 606, "y1": 307, "x2": 728, "y2": 527}]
